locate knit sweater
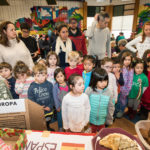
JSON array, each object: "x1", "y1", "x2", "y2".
[
  {"x1": 125, "y1": 36, "x2": 150, "y2": 58},
  {"x1": 0, "y1": 39, "x2": 34, "y2": 70},
  {"x1": 86, "y1": 20, "x2": 111, "y2": 59},
  {"x1": 62, "y1": 92, "x2": 90, "y2": 132}
]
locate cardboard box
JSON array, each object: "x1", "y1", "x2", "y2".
[
  {"x1": 0, "y1": 128, "x2": 27, "y2": 150},
  {"x1": 0, "y1": 99, "x2": 47, "y2": 130}
]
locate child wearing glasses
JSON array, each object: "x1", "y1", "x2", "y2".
[{"x1": 101, "y1": 57, "x2": 118, "y2": 104}]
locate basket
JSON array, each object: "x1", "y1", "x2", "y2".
[{"x1": 135, "y1": 120, "x2": 150, "y2": 150}]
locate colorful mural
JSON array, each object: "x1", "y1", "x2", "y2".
[
  {"x1": 137, "y1": 3, "x2": 150, "y2": 34},
  {"x1": 15, "y1": 6, "x2": 83, "y2": 33}
]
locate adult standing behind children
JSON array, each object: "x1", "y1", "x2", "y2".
[
  {"x1": 0, "y1": 21, "x2": 34, "y2": 70},
  {"x1": 86, "y1": 12, "x2": 111, "y2": 60},
  {"x1": 68, "y1": 18, "x2": 87, "y2": 55},
  {"x1": 52, "y1": 24, "x2": 76, "y2": 68},
  {"x1": 126, "y1": 21, "x2": 150, "y2": 58}
]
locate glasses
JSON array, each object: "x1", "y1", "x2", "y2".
[{"x1": 104, "y1": 66, "x2": 113, "y2": 69}]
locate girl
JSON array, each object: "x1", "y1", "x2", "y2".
[
  {"x1": 116, "y1": 52, "x2": 134, "y2": 118},
  {"x1": 82, "y1": 55, "x2": 96, "y2": 91},
  {"x1": 128, "y1": 58, "x2": 148, "y2": 119},
  {"x1": 126, "y1": 21, "x2": 150, "y2": 58},
  {"x1": 140, "y1": 57, "x2": 150, "y2": 119},
  {"x1": 101, "y1": 57, "x2": 118, "y2": 104},
  {"x1": 53, "y1": 68, "x2": 69, "y2": 131},
  {"x1": 85, "y1": 68, "x2": 114, "y2": 133},
  {"x1": 14, "y1": 61, "x2": 34, "y2": 99},
  {"x1": 62, "y1": 74, "x2": 90, "y2": 132},
  {"x1": 46, "y1": 51, "x2": 59, "y2": 85}
]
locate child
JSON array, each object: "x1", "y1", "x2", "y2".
[
  {"x1": 65, "y1": 51, "x2": 81, "y2": 80},
  {"x1": 85, "y1": 68, "x2": 114, "y2": 133},
  {"x1": 141, "y1": 57, "x2": 150, "y2": 119},
  {"x1": 0, "y1": 62, "x2": 19, "y2": 99},
  {"x1": 127, "y1": 58, "x2": 148, "y2": 119},
  {"x1": 28, "y1": 64, "x2": 54, "y2": 131},
  {"x1": 14, "y1": 61, "x2": 34, "y2": 99},
  {"x1": 112, "y1": 57, "x2": 124, "y2": 94},
  {"x1": 46, "y1": 51, "x2": 59, "y2": 85},
  {"x1": 77, "y1": 51, "x2": 84, "y2": 74},
  {"x1": 116, "y1": 52, "x2": 134, "y2": 118},
  {"x1": 101, "y1": 57, "x2": 118, "y2": 104},
  {"x1": 82, "y1": 55, "x2": 96, "y2": 91},
  {"x1": 37, "y1": 58, "x2": 47, "y2": 67},
  {"x1": 53, "y1": 68, "x2": 69, "y2": 131},
  {"x1": 62, "y1": 74, "x2": 90, "y2": 132}
]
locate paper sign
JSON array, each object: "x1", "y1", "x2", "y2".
[{"x1": 0, "y1": 99, "x2": 26, "y2": 114}]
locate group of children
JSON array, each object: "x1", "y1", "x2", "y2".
[{"x1": 0, "y1": 50, "x2": 150, "y2": 133}]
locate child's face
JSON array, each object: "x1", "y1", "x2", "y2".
[
  {"x1": 101, "y1": 62, "x2": 113, "y2": 73},
  {"x1": 123, "y1": 56, "x2": 131, "y2": 67},
  {"x1": 96, "y1": 80, "x2": 108, "y2": 90},
  {"x1": 0, "y1": 68, "x2": 12, "y2": 79},
  {"x1": 135, "y1": 63, "x2": 143, "y2": 75},
  {"x1": 48, "y1": 55, "x2": 57, "y2": 67},
  {"x1": 83, "y1": 59, "x2": 95, "y2": 73},
  {"x1": 72, "y1": 77, "x2": 84, "y2": 94},
  {"x1": 68, "y1": 58, "x2": 78, "y2": 69},
  {"x1": 113, "y1": 64, "x2": 121, "y2": 73},
  {"x1": 78, "y1": 56, "x2": 83, "y2": 64},
  {"x1": 17, "y1": 73, "x2": 28, "y2": 80},
  {"x1": 56, "y1": 72, "x2": 65, "y2": 84},
  {"x1": 34, "y1": 72, "x2": 47, "y2": 84}
]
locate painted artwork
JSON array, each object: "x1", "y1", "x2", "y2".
[
  {"x1": 137, "y1": 3, "x2": 150, "y2": 34},
  {"x1": 15, "y1": 6, "x2": 83, "y2": 34}
]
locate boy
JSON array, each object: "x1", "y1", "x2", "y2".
[
  {"x1": 65, "y1": 51, "x2": 81, "y2": 80},
  {"x1": 28, "y1": 64, "x2": 54, "y2": 131},
  {"x1": 0, "y1": 62, "x2": 19, "y2": 99},
  {"x1": 77, "y1": 51, "x2": 84, "y2": 74}
]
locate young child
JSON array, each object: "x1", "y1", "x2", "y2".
[
  {"x1": 14, "y1": 61, "x2": 34, "y2": 99},
  {"x1": 85, "y1": 68, "x2": 114, "y2": 133},
  {"x1": 28, "y1": 64, "x2": 54, "y2": 131},
  {"x1": 127, "y1": 58, "x2": 148, "y2": 119},
  {"x1": 101, "y1": 57, "x2": 118, "y2": 104},
  {"x1": 141, "y1": 57, "x2": 150, "y2": 119},
  {"x1": 46, "y1": 51, "x2": 59, "y2": 85},
  {"x1": 82, "y1": 55, "x2": 96, "y2": 91},
  {"x1": 62, "y1": 74, "x2": 90, "y2": 132},
  {"x1": 37, "y1": 58, "x2": 47, "y2": 67},
  {"x1": 116, "y1": 52, "x2": 134, "y2": 118},
  {"x1": 112, "y1": 57, "x2": 124, "y2": 94},
  {"x1": 77, "y1": 51, "x2": 84, "y2": 74},
  {"x1": 65, "y1": 51, "x2": 81, "y2": 80},
  {"x1": 0, "y1": 62, "x2": 19, "y2": 99},
  {"x1": 53, "y1": 68, "x2": 69, "y2": 131}
]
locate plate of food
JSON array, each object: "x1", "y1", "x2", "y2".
[{"x1": 92, "y1": 128, "x2": 145, "y2": 150}]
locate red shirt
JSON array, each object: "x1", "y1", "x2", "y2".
[
  {"x1": 65, "y1": 67, "x2": 82, "y2": 80},
  {"x1": 77, "y1": 63, "x2": 84, "y2": 75}
]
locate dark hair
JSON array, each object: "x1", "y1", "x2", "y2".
[
  {"x1": 112, "y1": 57, "x2": 121, "y2": 65},
  {"x1": 68, "y1": 74, "x2": 82, "y2": 89},
  {"x1": 121, "y1": 51, "x2": 133, "y2": 69},
  {"x1": 69, "y1": 18, "x2": 77, "y2": 23},
  {"x1": 144, "y1": 57, "x2": 150, "y2": 75},
  {"x1": 83, "y1": 55, "x2": 97, "y2": 67},
  {"x1": 132, "y1": 57, "x2": 144, "y2": 68},
  {"x1": 0, "y1": 21, "x2": 19, "y2": 47},
  {"x1": 20, "y1": 22, "x2": 30, "y2": 31},
  {"x1": 98, "y1": 11, "x2": 110, "y2": 21},
  {"x1": 0, "y1": 62, "x2": 12, "y2": 71},
  {"x1": 77, "y1": 51, "x2": 83, "y2": 58},
  {"x1": 89, "y1": 68, "x2": 108, "y2": 91},
  {"x1": 54, "y1": 68, "x2": 66, "y2": 82},
  {"x1": 142, "y1": 49, "x2": 150, "y2": 62},
  {"x1": 46, "y1": 51, "x2": 59, "y2": 67},
  {"x1": 57, "y1": 24, "x2": 68, "y2": 33}
]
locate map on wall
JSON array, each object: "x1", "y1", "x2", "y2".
[{"x1": 15, "y1": 6, "x2": 83, "y2": 33}]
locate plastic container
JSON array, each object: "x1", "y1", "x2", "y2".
[{"x1": 135, "y1": 120, "x2": 150, "y2": 150}]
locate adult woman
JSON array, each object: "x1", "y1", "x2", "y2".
[
  {"x1": 126, "y1": 21, "x2": 150, "y2": 58},
  {"x1": 0, "y1": 21, "x2": 34, "y2": 70},
  {"x1": 52, "y1": 24, "x2": 76, "y2": 68}
]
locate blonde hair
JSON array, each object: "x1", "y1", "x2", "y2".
[
  {"x1": 68, "y1": 51, "x2": 79, "y2": 61},
  {"x1": 33, "y1": 64, "x2": 47, "y2": 75}
]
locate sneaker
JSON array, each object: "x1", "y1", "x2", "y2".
[{"x1": 116, "y1": 111, "x2": 124, "y2": 118}]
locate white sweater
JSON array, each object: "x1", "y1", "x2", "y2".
[
  {"x1": 62, "y1": 92, "x2": 91, "y2": 132},
  {"x1": 125, "y1": 36, "x2": 150, "y2": 58},
  {"x1": 0, "y1": 39, "x2": 34, "y2": 70}
]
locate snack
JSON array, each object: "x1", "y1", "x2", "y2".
[
  {"x1": 140, "y1": 128, "x2": 150, "y2": 145},
  {"x1": 99, "y1": 133, "x2": 139, "y2": 150}
]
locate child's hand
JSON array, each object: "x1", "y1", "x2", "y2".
[
  {"x1": 44, "y1": 107, "x2": 51, "y2": 111},
  {"x1": 57, "y1": 108, "x2": 61, "y2": 112}
]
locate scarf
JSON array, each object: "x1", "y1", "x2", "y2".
[{"x1": 55, "y1": 36, "x2": 72, "y2": 62}]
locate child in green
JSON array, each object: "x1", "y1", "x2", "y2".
[{"x1": 128, "y1": 58, "x2": 149, "y2": 119}]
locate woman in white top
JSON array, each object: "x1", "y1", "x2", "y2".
[
  {"x1": 0, "y1": 21, "x2": 34, "y2": 70},
  {"x1": 126, "y1": 21, "x2": 150, "y2": 58}
]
